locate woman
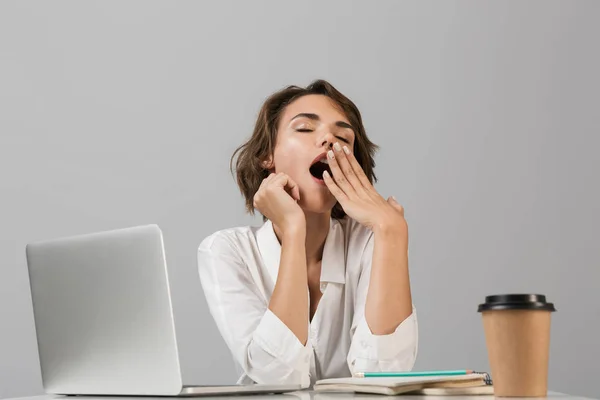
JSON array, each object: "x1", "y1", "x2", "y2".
[{"x1": 197, "y1": 80, "x2": 417, "y2": 388}]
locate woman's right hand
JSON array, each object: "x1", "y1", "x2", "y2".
[{"x1": 253, "y1": 172, "x2": 305, "y2": 235}]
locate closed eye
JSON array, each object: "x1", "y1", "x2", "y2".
[{"x1": 296, "y1": 129, "x2": 349, "y2": 144}]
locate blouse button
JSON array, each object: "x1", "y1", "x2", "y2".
[{"x1": 320, "y1": 283, "x2": 327, "y2": 293}]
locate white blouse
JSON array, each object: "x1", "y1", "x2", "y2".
[{"x1": 197, "y1": 217, "x2": 418, "y2": 388}]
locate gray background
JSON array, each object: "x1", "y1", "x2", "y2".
[{"x1": 1, "y1": 1, "x2": 598, "y2": 398}]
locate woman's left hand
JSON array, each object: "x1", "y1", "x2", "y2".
[{"x1": 323, "y1": 142, "x2": 407, "y2": 235}]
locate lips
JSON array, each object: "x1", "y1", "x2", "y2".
[
  {"x1": 309, "y1": 152, "x2": 332, "y2": 181},
  {"x1": 310, "y1": 152, "x2": 328, "y2": 166}
]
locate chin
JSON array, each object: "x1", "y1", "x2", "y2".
[{"x1": 299, "y1": 194, "x2": 337, "y2": 215}]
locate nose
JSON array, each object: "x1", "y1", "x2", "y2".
[{"x1": 319, "y1": 132, "x2": 336, "y2": 149}]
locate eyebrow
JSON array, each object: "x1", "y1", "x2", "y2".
[{"x1": 290, "y1": 113, "x2": 355, "y2": 131}]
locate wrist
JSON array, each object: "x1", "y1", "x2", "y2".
[
  {"x1": 281, "y1": 219, "x2": 306, "y2": 240},
  {"x1": 373, "y1": 217, "x2": 407, "y2": 238}
]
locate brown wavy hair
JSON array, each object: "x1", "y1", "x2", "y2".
[{"x1": 230, "y1": 79, "x2": 379, "y2": 220}]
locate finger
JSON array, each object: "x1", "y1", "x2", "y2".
[
  {"x1": 323, "y1": 170, "x2": 348, "y2": 204},
  {"x1": 255, "y1": 174, "x2": 274, "y2": 207},
  {"x1": 271, "y1": 172, "x2": 290, "y2": 188},
  {"x1": 264, "y1": 172, "x2": 277, "y2": 185},
  {"x1": 259, "y1": 173, "x2": 276, "y2": 191},
  {"x1": 332, "y1": 142, "x2": 365, "y2": 195},
  {"x1": 388, "y1": 196, "x2": 405, "y2": 217},
  {"x1": 286, "y1": 177, "x2": 301, "y2": 201},
  {"x1": 326, "y1": 149, "x2": 354, "y2": 197},
  {"x1": 342, "y1": 144, "x2": 372, "y2": 189},
  {"x1": 272, "y1": 173, "x2": 301, "y2": 201},
  {"x1": 291, "y1": 185, "x2": 300, "y2": 201}
]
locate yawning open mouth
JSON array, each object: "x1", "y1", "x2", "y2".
[{"x1": 309, "y1": 153, "x2": 332, "y2": 181}]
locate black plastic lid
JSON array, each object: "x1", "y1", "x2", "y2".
[{"x1": 477, "y1": 294, "x2": 556, "y2": 312}]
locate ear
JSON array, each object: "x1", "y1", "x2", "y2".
[{"x1": 261, "y1": 155, "x2": 274, "y2": 171}]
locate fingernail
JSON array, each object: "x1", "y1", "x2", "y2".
[
  {"x1": 333, "y1": 142, "x2": 342, "y2": 152},
  {"x1": 392, "y1": 195, "x2": 397, "y2": 202},
  {"x1": 328, "y1": 150, "x2": 335, "y2": 159},
  {"x1": 323, "y1": 170, "x2": 330, "y2": 178},
  {"x1": 343, "y1": 145, "x2": 350, "y2": 155}
]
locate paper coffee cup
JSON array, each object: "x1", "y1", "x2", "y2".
[{"x1": 478, "y1": 294, "x2": 556, "y2": 397}]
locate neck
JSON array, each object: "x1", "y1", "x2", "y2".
[
  {"x1": 272, "y1": 211, "x2": 331, "y2": 265},
  {"x1": 303, "y1": 211, "x2": 331, "y2": 264}
]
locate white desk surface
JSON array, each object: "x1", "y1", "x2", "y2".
[{"x1": 3, "y1": 391, "x2": 596, "y2": 400}]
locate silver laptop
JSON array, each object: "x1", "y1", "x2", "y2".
[{"x1": 25, "y1": 224, "x2": 303, "y2": 396}]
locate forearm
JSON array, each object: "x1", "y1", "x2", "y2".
[
  {"x1": 244, "y1": 310, "x2": 311, "y2": 386},
  {"x1": 268, "y1": 226, "x2": 309, "y2": 345},
  {"x1": 365, "y1": 223, "x2": 413, "y2": 335}
]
